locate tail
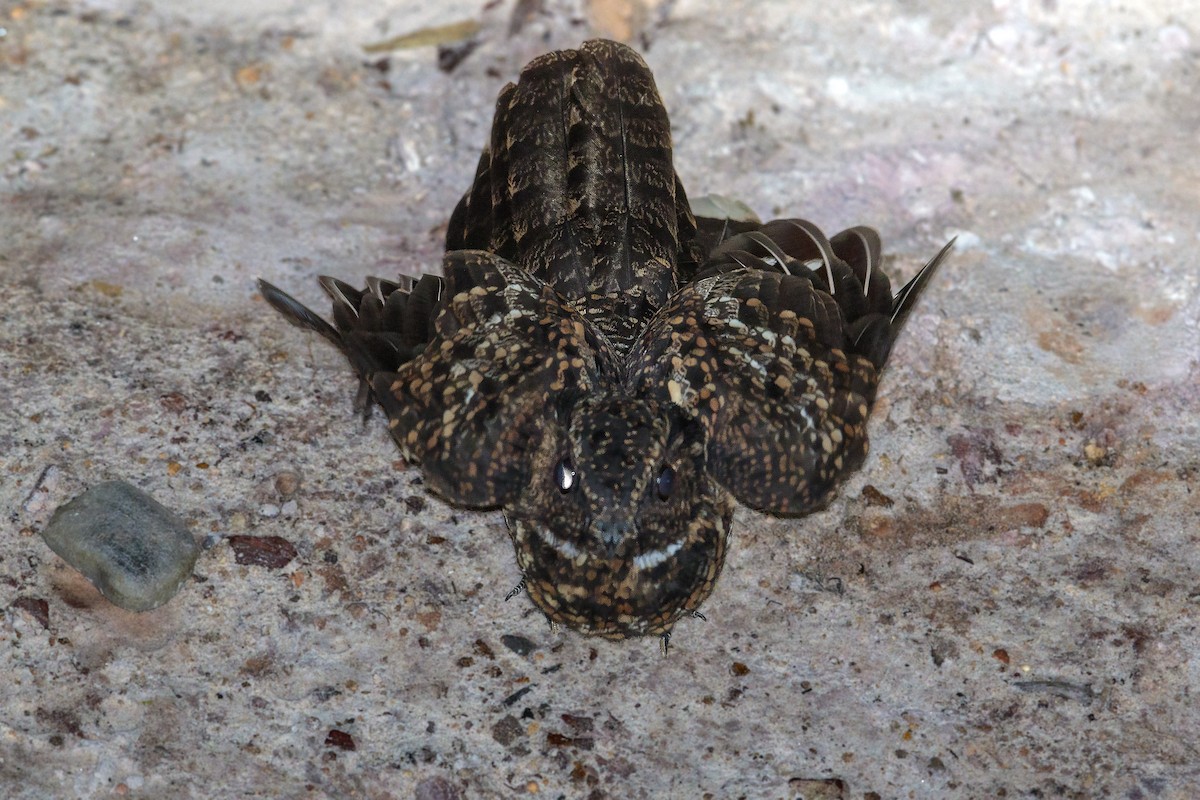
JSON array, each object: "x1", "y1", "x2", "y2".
[{"x1": 257, "y1": 274, "x2": 445, "y2": 411}]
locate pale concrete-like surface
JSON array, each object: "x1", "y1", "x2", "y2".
[{"x1": 2, "y1": 0, "x2": 1198, "y2": 797}]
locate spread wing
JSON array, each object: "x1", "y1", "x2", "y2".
[
  {"x1": 259, "y1": 250, "x2": 617, "y2": 508},
  {"x1": 631, "y1": 219, "x2": 953, "y2": 514}
]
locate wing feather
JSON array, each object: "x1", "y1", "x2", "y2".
[
  {"x1": 632, "y1": 219, "x2": 951, "y2": 514},
  {"x1": 261, "y1": 251, "x2": 615, "y2": 509}
]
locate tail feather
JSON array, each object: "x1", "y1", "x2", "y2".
[
  {"x1": 258, "y1": 279, "x2": 341, "y2": 345},
  {"x1": 257, "y1": 273, "x2": 446, "y2": 413},
  {"x1": 890, "y1": 237, "x2": 956, "y2": 334},
  {"x1": 689, "y1": 218, "x2": 952, "y2": 370},
  {"x1": 402, "y1": 274, "x2": 445, "y2": 349},
  {"x1": 829, "y1": 226, "x2": 890, "y2": 311},
  {"x1": 856, "y1": 237, "x2": 955, "y2": 367}
]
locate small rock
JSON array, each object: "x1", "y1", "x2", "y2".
[
  {"x1": 324, "y1": 729, "x2": 355, "y2": 751},
  {"x1": 273, "y1": 470, "x2": 301, "y2": 496},
  {"x1": 491, "y1": 714, "x2": 525, "y2": 746},
  {"x1": 40, "y1": 481, "x2": 199, "y2": 612},
  {"x1": 501, "y1": 686, "x2": 534, "y2": 707},
  {"x1": 500, "y1": 634, "x2": 537, "y2": 656},
  {"x1": 560, "y1": 713, "x2": 594, "y2": 732},
  {"x1": 227, "y1": 535, "x2": 297, "y2": 569},
  {"x1": 1084, "y1": 441, "x2": 1110, "y2": 465},
  {"x1": 860, "y1": 484, "x2": 895, "y2": 507},
  {"x1": 11, "y1": 596, "x2": 51, "y2": 630}
]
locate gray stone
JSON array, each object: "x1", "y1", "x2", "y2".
[{"x1": 41, "y1": 481, "x2": 199, "y2": 612}]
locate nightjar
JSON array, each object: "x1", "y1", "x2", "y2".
[{"x1": 259, "y1": 39, "x2": 953, "y2": 645}]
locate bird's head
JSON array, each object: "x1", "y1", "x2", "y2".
[{"x1": 507, "y1": 395, "x2": 732, "y2": 639}]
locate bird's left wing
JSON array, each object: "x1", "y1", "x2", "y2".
[{"x1": 260, "y1": 250, "x2": 616, "y2": 508}]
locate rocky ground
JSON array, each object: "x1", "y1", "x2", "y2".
[{"x1": 2, "y1": 0, "x2": 1197, "y2": 797}]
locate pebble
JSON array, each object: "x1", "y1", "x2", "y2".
[
  {"x1": 500, "y1": 634, "x2": 537, "y2": 656},
  {"x1": 11, "y1": 596, "x2": 50, "y2": 629},
  {"x1": 227, "y1": 535, "x2": 297, "y2": 569},
  {"x1": 273, "y1": 470, "x2": 300, "y2": 496},
  {"x1": 324, "y1": 729, "x2": 356, "y2": 751},
  {"x1": 490, "y1": 714, "x2": 525, "y2": 747},
  {"x1": 40, "y1": 481, "x2": 199, "y2": 612}
]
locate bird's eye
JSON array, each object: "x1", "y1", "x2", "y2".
[
  {"x1": 656, "y1": 465, "x2": 676, "y2": 501},
  {"x1": 555, "y1": 458, "x2": 576, "y2": 493}
]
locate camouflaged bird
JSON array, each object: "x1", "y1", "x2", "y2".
[{"x1": 259, "y1": 39, "x2": 953, "y2": 646}]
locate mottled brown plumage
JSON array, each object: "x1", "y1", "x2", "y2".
[{"x1": 259, "y1": 39, "x2": 952, "y2": 645}]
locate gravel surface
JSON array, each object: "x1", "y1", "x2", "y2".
[{"x1": 2, "y1": 0, "x2": 1197, "y2": 797}]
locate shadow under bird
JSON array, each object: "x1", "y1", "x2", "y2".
[{"x1": 259, "y1": 39, "x2": 953, "y2": 648}]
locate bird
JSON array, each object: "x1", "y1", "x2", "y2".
[{"x1": 258, "y1": 39, "x2": 953, "y2": 648}]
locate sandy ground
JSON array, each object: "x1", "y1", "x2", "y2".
[{"x1": 2, "y1": 0, "x2": 1198, "y2": 797}]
